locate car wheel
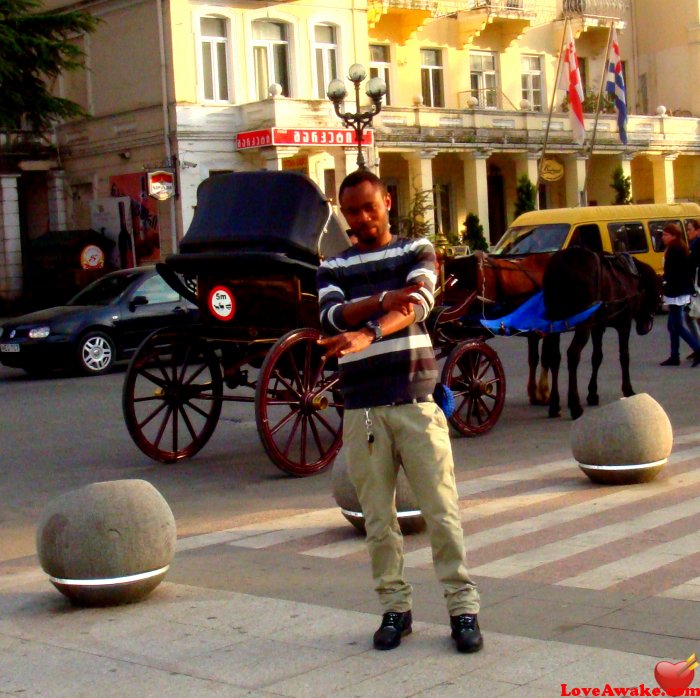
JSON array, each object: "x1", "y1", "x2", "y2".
[{"x1": 77, "y1": 331, "x2": 116, "y2": 375}]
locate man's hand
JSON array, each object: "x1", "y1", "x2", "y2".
[
  {"x1": 381, "y1": 282, "x2": 425, "y2": 316},
  {"x1": 317, "y1": 329, "x2": 373, "y2": 359}
]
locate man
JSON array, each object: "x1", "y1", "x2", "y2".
[{"x1": 316, "y1": 169, "x2": 482, "y2": 654}]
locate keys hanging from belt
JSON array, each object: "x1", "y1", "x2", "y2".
[{"x1": 364, "y1": 408, "x2": 374, "y2": 455}]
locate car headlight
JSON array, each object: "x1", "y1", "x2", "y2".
[{"x1": 28, "y1": 326, "x2": 51, "y2": 339}]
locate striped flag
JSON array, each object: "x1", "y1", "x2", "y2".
[
  {"x1": 559, "y1": 25, "x2": 585, "y2": 145},
  {"x1": 606, "y1": 28, "x2": 628, "y2": 144}
]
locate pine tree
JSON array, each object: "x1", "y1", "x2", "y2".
[
  {"x1": 462, "y1": 213, "x2": 489, "y2": 251},
  {"x1": 610, "y1": 165, "x2": 632, "y2": 205},
  {"x1": 514, "y1": 174, "x2": 537, "y2": 218},
  {"x1": 0, "y1": 0, "x2": 98, "y2": 131}
]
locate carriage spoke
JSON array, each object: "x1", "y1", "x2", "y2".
[
  {"x1": 268, "y1": 405, "x2": 301, "y2": 437},
  {"x1": 178, "y1": 403, "x2": 199, "y2": 441},
  {"x1": 280, "y1": 411, "x2": 303, "y2": 457},
  {"x1": 137, "y1": 400, "x2": 169, "y2": 430},
  {"x1": 152, "y1": 404, "x2": 174, "y2": 449},
  {"x1": 269, "y1": 370, "x2": 300, "y2": 399}
]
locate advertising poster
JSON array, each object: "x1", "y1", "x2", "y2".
[
  {"x1": 108, "y1": 173, "x2": 161, "y2": 263},
  {"x1": 89, "y1": 196, "x2": 134, "y2": 269}
]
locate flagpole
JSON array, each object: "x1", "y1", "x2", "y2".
[
  {"x1": 537, "y1": 17, "x2": 569, "y2": 194},
  {"x1": 582, "y1": 22, "x2": 615, "y2": 203}
]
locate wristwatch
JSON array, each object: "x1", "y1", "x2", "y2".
[{"x1": 365, "y1": 320, "x2": 383, "y2": 342}]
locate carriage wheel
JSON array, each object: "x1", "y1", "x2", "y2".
[
  {"x1": 255, "y1": 328, "x2": 343, "y2": 477},
  {"x1": 441, "y1": 340, "x2": 506, "y2": 437},
  {"x1": 123, "y1": 330, "x2": 223, "y2": 463}
]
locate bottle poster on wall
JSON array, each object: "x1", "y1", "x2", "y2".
[
  {"x1": 89, "y1": 196, "x2": 134, "y2": 269},
  {"x1": 108, "y1": 173, "x2": 161, "y2": 263}
]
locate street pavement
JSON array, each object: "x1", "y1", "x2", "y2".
[{"x1": 1, "y1": 318, "x2": 700, "y2": 695}]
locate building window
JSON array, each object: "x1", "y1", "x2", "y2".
[
  {"x1": 521, "y1": 55, "x2": 543, "y2": 111},
  {"x1": 314, "y1": 24, "x2": 338, "y2": 99},
  {"x1": 200, "y1": 17, "x2": 229, "y2": 102},
  {"x1": 369, "y1": 44, "x2": 391, "y2": 106},
  {"x1": 420, "y1": 48, "x2": 444, "y2": 107},
  {"x1": 469, "y1": 52, "x2": 498, "y2": 108},
  {"x1": 253, "y1": 20, "x2": 290, "y2": 99}
]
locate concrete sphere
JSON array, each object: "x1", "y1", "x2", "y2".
[
  {"x1": 571, "y1": 393, "x2": 673, "y2": 485},
  {"x1": 332, "y1": 455, "x2": 426, "y2": 535},
  {"x1": 36, "y1": 479, "x2": 176, "y2": 606}
]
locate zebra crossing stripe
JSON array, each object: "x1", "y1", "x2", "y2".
[
  {"x1": 662, "y1": 576, "x2": 700, "y2": 600},
  {"x1": 556, "y1": 530, "x2": 700, "y2": 590},
  {"x1": 468, "y1": 492, "x2": 700, "y2": 579}
]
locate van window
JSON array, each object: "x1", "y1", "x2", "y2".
[
  {"x1": 649, "y1": 219, "x2": 683, "y2": 252},
  {"x1": 569, "y1": 224, "x2": 603, "y2": 253},
  {"x1": 608, "y1": 222, "x2": 648, "y2": 254},
  {"x1": 490, "y1": 223, "x2": 570, "y2": 255}
]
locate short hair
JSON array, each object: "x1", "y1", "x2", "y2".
[
  {"x1": 338, "y1": 169, "x2": 387, "y2": 202},
  {"x1": 688, "y1": 219, "x2": 700, "y2": 230}
]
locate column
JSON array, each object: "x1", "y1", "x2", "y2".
[
  {"x1": 620, "y1": 154, "x2": 634, "y2": 202},
  {"x1": 261, "y1": 147, "x2": 299, "y2": 171},
  {"x1": 564, "y1": 155, "x2": 587, "y2": 207},
  {"x1": 404, "y1": 150, "x2": 436, "y2": 238},
  {"x1": 460, "y1": 151, "x2": 490, "y2": 243},
  {"x1": 651, "y1": 154, "x2": 677, "y2": 204},
  {"x1": 47, "y1": 170, "x2": 68, "y2": 231},
  {"x1": 0, "y1": 174, "x2": 23, "y2": 301},
  {"x1": 333, "y1": 148, "x2": 359, "y2": 199},
  {"x1": 515, "y1": 153, "x2": 539, "y2": 196}
]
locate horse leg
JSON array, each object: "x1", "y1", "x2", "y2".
[
  {"x1": 543, "y1": 333, "x2": 561, "y2": 418},
  {"x1": 618, "y1": 319, "x2": 634, "y2": 397},
  {"x1": 527, "y1": 335, "x2": 543, "y2": 405},
  {"x1": 587, "y1": 326, "x2": 604, "y2": 406},
  {"x1": 567, "y1": 327, "x2": 590, "y2": 420}
]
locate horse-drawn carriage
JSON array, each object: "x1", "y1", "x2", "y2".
[{"x1": 121, "y1": 171, "x2": 507, "y2": 477}]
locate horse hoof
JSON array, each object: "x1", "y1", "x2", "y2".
[
  {"x1": 548, "y1": 410, "x2": 561, "y2": 419},
  {"x1": 571, "y1": 408, "x2": 584, "y2": 420},
  {"x1": 587, "y1": 396, "x2": 599, "y2": 406}
]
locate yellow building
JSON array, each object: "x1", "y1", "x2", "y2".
[{"x1": 1, "y1": 0, "x2": 699, "y2": 303}]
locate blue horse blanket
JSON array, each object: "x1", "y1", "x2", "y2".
[{"x1": 479, "y1": 291, "x2": 601, "y2": 336}]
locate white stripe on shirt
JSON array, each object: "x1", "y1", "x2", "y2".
[{"x1": 338, "y1": 333, "x2": 433, "y2": 365}]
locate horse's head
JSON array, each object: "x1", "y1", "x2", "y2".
[{"x1": 633, "y1": 261, "x2": 662, "y2": 335}]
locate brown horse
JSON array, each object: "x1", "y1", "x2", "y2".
[
  {"x1": 442, "y1": 250, "x2": 557, "y2": 406},
  {"x1": 541, "y1": 248, "x2": 661, "y2": 419}
]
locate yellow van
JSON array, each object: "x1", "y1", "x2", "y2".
[{"x1": 490, "y1": 203, "x2": 700, "y2": 275}]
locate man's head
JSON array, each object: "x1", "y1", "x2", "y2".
[
  {"x1": 338, "y1": 170, "x2": 392, "y2": 250},
  {"x1": 686, "y1": 219, "x2": 700, "y2": 241}
]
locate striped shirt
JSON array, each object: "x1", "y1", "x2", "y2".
[{"x1": 317, "y1": 236, "x2": 438, "y2": 409}]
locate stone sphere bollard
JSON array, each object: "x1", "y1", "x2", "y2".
[
  {"x1": 571, "y1": 393, "x2": 673, "y2": 485},
  {"x1": 36, "y1": 479, "x2": 176, "y2": 606},
  {"x1": 332, "y1": 455, "x2": 426, "y2": 535}
]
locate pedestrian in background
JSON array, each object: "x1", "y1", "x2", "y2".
[
  {"x1": 659, "y1": 223, "x2": 700, "y2": 366},
  {"x1": 316, "y1": 169, "x2": 483, "y2": 654},
  {"x1": 685, "y1": 219, "x2": 700, "y2": 351}
]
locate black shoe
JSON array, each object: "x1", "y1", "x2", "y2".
[
  {"x1": 692, "y1": 356, "x2": 700, "y2": 368},
  {"x1": 373, "y1": 610, "x2": 412, "y2": 650},
  {"x1": 686, "y1": 351, "x2": 697, "y2": 360},
  {"x1": 659, "y1": 357, "x2": 680, "y2": 366},
  {"x1": 450, "y1": 614, "x2": 483, "y2": 654}
]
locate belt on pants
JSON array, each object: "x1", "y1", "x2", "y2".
[{"x1": 386, "y1": 395, "x2": 434, "y2": 407}]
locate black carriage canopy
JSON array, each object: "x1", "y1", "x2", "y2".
[{"x1": 167, "y1": 171, "x2": 350, "y2": 278}]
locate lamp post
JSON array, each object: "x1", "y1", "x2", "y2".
[{"x1": 327, "y1": 64, "x2": 386, "y2": 170}]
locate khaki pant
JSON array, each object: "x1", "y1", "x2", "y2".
[{"x1": 343, "y1": 401, "x2": 480, "y2": 616}]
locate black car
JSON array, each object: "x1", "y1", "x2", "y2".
[{"x1": 0, "y1": 266, "x2": 198, "y2": 376}]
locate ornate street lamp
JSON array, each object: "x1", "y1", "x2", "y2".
[{"x1": 327, "y1": 64, "x2": 386, "y2": 170}]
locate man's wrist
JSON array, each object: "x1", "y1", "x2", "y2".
[{"x1": 378, "y1": 290, "x2": 388, "y2": 311}]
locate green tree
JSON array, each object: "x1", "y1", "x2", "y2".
[
  {"x1": 462, "y1": 213, "x2": 489, "y2": 251},
  {"x1": 514, "y1": 174, "x2": 537, "y2": 218},
  {"x1": 402, "y1": 186, "x2": 435, "y2": 239},
  {"x1": 0, "y1": 0, "x2": 98, "y2": 131},
  {"x1": 610, "y1": 165, "x2": 632, "y2": 205}
]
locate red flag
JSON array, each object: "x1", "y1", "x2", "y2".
[{"x1": 560, "y1": 25, "x2": 585, "y2": 145}]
